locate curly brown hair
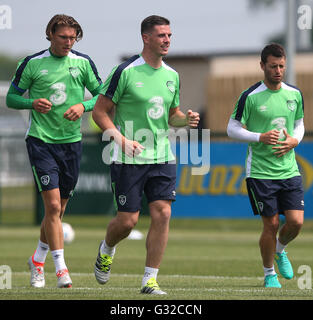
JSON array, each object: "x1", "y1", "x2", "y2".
[{"x1": 46, "y1": 14, "x2": 83, "y2": 41}]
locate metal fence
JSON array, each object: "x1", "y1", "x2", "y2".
[
  {"x1": 0, "y1": 85, "x2": 35, "y2": 222},
  {"x1": 0, "y1": 83, "x2": 100, "y2": 223},
  {"x1": 0, "y1": 134, "x2": 32, "y2": 186},
  {"x1": 0, "y1": 134, "x2": 34, "y2": 224}
]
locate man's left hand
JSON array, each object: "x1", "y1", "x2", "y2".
[
  {"x1": 272, "y1": 129, "x2": 298, "y2": 157},
  {"x1": 186, "y1": 109, "x2": 200, "y2": 128},
  {"x1": 64, "y1": 103, "x2": 85, "y2": 121}
]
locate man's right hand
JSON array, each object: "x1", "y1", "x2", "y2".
[
  {"x1": 259, "y1": 129, "x2": 280, "y2": 145},
  {"x1": 32, "y1": 98, "x2": 52, "y2": 114},
  {"x1": 122, "y1": 137, "x2": 145, "y2": 158}
]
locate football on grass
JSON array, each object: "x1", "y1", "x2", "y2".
[{"x1": 62, "y1": 222, "x2": 75, "y2": 244}]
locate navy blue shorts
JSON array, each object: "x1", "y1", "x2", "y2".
[
  {"x1": 246, "y1": 176, "x2": 304, "y2": 217},
  {"x1": 26, "y1": 136, "x2": 82, "y2": 199},
  {"x1": 110, "y1": 162, "x2": 176, "y2": 212}
]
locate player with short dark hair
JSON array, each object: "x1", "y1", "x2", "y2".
[
  {"x1": 227, "y1": 43, "x2": 305, "y2": 288},
  {"x1": 92, "y1": 15, "x2": 200, "y2": 294},
  {"x1": 261, "y1": 43, "x2": 285, "y2": 64},
  {"x1": 140, "y1": 15, "x2": 170, "y2": 34},
  {"x1": 6, "y1": 14, "x2": 103, "y2": 288}
]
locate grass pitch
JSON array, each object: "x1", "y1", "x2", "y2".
[{"x1": 1, "y1": 217, "x2": 313, "y2": 302}]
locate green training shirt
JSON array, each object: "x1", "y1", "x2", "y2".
[
  {"x1": 101, "y1": 55, "x2": 180, "y2": 164},
  {"x1": 11, "y1": 49, "x2": 102, "y2": 143},
  {"x1": 231, "y1": 81, "x2": 304, "y2": 179}
]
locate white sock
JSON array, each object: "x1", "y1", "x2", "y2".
[
  {"x1": 263, "y1": 266, "x2": 276, "y2": 276},
  {"x1": 33, "y1": 240, "x2": 49, "y2": 264},
  {"x1": 142, "y1": 266, "x2": 159, "y2": 287},
  {"x1": 100, "y1": 239, "x2": 116, "y2": 257},
  {"x1": 276, "y1": 238, "x2": 287, "y2": 253},
  {"x1": 51, "y1": 249, "x2": 67, "y2": 273}
]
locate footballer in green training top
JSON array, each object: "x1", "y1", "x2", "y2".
[
  {"x1": 227, "y1": 43, "x2": 305, "y2": 289},
  {"x1": 230, "y1": 81, "x2": 304, "y2": 179},
  {"x1": 8, "y1": 41, "x2": 102, "y2": 143},
  {"x1": 6, "y1": 14, "x2": 103, "y2": 289},
  {"x1": 92, "y1": 15, "x2": 200, "y2": 295},
  {"x1": 101, "y1": 54, "x2": 180, "y2": 164}
]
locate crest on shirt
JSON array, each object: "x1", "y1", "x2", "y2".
[
  {"x1": 166, "y1": 81, "x2": 175, "y2": 93},
  {"x1": 119, "y1": 195, "x2": 126, "y2": 206},
  {"x1": 69, "y1": 67, "x2": 80, "y2": 78},
  {"x1": 286, "y1": 100, "x2": 296, "y2": 111}
]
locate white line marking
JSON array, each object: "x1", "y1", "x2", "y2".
[
  {"x1": 13, "y1": 271, "x2": 264, "y2": 280},
  {"x1": 6, "y1": 286, "x2": 309, "y2": 295}
]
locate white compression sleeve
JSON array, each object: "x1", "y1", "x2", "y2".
[
  {"x1": 293, "y1": 118, "x2": 305, "y2": 144},
  {"x1": 227, "y1": 118, "x2": 260, "y2": 142}
]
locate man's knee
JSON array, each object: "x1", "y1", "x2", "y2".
[
  {"x1": 286, "y1": 218, "x2": 303, "y2": 232},
  {"x1": 45, "y1": 199, "x2": 61, "y2": 217},
  {"x1": 159, "y1": 206, "x2": 171, "y2": 221},
  {"x1": 284, "y1": 210, "x2": 304, "y2": 232},
  {"x1": 116, "y1": 211, "x2": 139, "y2": 231},
  {"x1": 150, "y1": 201, "x2": 172, "y2": 224},
  {"x1": 262, "y1": 215, "x2": 280, "y2": 234}
]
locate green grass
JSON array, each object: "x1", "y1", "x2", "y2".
[
  {"x1": 1, "y1": 217, "x2": 313, "y2": 300},
  {"x1": 0, "y1": 185, "x2": 35, "y2": 225}
]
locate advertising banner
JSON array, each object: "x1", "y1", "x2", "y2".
[
  {"x1": 172, "y1": 142, "x2": 313, "y2": 218},
  {"x1": 35, "y1": 140, "x2": 313, "y2": 222}
]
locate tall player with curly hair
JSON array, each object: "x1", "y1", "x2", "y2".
[{"x1": 6, "y1": 14, "x2": 103, "y2": 288}]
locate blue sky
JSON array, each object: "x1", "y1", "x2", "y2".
[{"x1": 0, "y1": 0, "x2": 285, "y2": 78}]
